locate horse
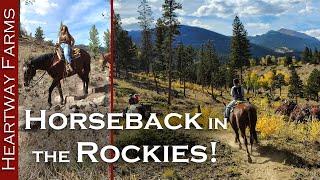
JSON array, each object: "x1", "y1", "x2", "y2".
[
  {"x1": 289, "y1": 105, "x2": 311, "y2": 123},
  {"x1": 225, "y1": 102, "x2": 258, "y2": 163},
  {"x1": 311, "y1": 105, "x2": 320, "y2": 120},
  {"x1": 23, "y1": 49, "x2": 91, "y2": 107},
  {"x1": 275, "y1": 100, "x2": 297, "y2": 116}
]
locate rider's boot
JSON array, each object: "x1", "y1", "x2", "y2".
[{"x1": 66, "y1": 62, "x2": 73, "y2": 73}]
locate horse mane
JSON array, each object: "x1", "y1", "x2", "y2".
[{"x1": 30, "y1": 53, "x2": 55, "y2": 65}]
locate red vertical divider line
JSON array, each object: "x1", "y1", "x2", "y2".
[
  {"x1": 108, "y1": 0, "x2": 115, "y2": 179},
  {"x1": 0, "y1": 0, "x2": 19, "y2": 179}
]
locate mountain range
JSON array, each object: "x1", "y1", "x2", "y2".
[{"x1": 128, "y1": 25, "x2": 320, "y2": 58}]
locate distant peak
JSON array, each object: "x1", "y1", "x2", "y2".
[
  {"x1": 277, "y1": 28, "x2": 315, "y2": 40},
  {"x1": 278, "y1": 28, "x2": 295, "y2": 33}
]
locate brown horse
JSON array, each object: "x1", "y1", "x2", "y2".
[
  {"x1": 228, "y1": 102, "x2": 258, "y2": 163},
  {"x1": 23, "y1": 49, "x2": 91, "y2": 107}
]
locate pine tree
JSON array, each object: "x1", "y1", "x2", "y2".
[
  {"x1": 117, "y1": 30, "x2": 136, "y2": 77},
  {"x1": 183, "y1": 46, "x2": 195, "y2": 96},
  {"x1": 35, "y1": 26, "x2": 44, "y2": 41},
  {"x1": 272, "y1": 73, "x2": 285, "y2": 96},
  {"x1": 162, "y1": 0, "x2": 182, "y2": 105},
  {"x1": 288, "y1": 67, "x2": 304, "y2": 102},
  {"x1": 302, "y1": 47, "x2": 313, "y2": 63},
  {"x1": 312, "y1": 48, "x2": 319, "y2": 64},
  {"x1": 89, "y1": 25, "x2": 100, "y2": 59},
  {"x1": 112, "y1": 14, "x2": 137, "y2": 78},
  {"x1": 230, "y1": 16, "x2": 250, "y2": 83},
  {"x1": 154, "y1": 18, "x2": 166, "y2": 71},
  {"x1": 138, "y1": 0, "x2": 153, "y2": 73},
  {"x1": 103, "y1": 30, "x2": 110, "y2": 52},
  {"x1": 305, "y1": 69, "x2": 320, "y2": 101},
  {"x1": 152, "y1": 18, "x2": 166, "y2": 94}
]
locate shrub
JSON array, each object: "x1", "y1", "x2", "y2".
[{"x1": 257, "y1": 114, "x2": 285, "y2": 138}]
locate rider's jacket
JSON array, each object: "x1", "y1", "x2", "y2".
[{"x1": 231, "y1": 85, "x2": 244, "y2": 100}]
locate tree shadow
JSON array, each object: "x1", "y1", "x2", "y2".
[{"x1": 255, "y1": 144, "x2": 320, "y2": 169}]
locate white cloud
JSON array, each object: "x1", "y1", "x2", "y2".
[
  {"x1": 21, "y1": 0, "x2": 58, "y2": 16},
  {"x1": 122, "y1": 17, "x2": 139, "y2": 26},
  {"x1": 246, "y1": 23, "x2": 271, "y2": 30},
  {"x1": 189, "y1": 19, "x2": 211, "y2": 30},
  {"x1": 302, "y1": 29, "x2": 320, "y2": 40},
  {"x1": 299, "y1": 1, "x2": 315, "y2": 14},
  {"x1": 192, "y1": 0, "x2": 306, "y2": 18}
]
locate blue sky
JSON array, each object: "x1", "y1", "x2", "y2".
[
  {"x1": 21, "y1": 0, "x2": 320, "y2": 45},
  {"x1": 21, "y1": 0, "x2": 110, "y2": 45}
]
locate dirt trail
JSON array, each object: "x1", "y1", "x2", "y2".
[{"x1": 214, "y1": 130, "x2": 296, "y2": 180}]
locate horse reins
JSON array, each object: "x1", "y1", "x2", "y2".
[{"x1": 27, "y1": 53, "x2": 55, "y2": 88}]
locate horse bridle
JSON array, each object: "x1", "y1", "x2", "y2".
[{"x1": 25, "y1": 54, "x2": 56, "y2": 88}]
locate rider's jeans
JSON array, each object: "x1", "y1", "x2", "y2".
[
  {"x1": 225, "y1": 100, "x2": 236, "y2": 118},
  {"x1": 61, "y1": 43, "x2": 71, "y2": 63}
]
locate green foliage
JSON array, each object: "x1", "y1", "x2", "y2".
[
  {"x1": 153, "y1": 18, "x2": 167, "y2": 74},
  {"x1": 305, "y1": 69, "x2": 320, "y2": 101},
  {"x1": 272, "y1": 73, "x2": 286, "y2": 96},
  {"x1": 175, "y1": 43, "x2": 196, "y2": 95},
  {"x1": 161, "y1": 0, "x2": 182, "y2": 104},
  {"x1": 103, "y1": 30, "x2": 110, "y2": 52},
  {"x1": 34, "y1": 26, "x2": 44, "y2": 41},
  {"x1": 117, "y1": 29, "x2": 137, "y2": 75},
  {"x1": 230, "y1": 16, "x2": 250, "y2": 81},
  {"x1": 302, "y1": 47, "x2": 320, "y2": 64},
  {"x1": 138, "y1": 0, "x2": 154, "y2": 73},
  {"x1": 112, "y1": 14, "x2": 138, "y2": 77},
  {"x1": 302, "y1": 47, "x2": 312, "y2": 63},
  {"x1": 288, "y1": 67, "x2": 304, "y2": 101},
  {"x1": 88, "y1": 25, "x2": 100, "y2": 59}
]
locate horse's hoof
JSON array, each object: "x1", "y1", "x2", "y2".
[{"x1": 248, "y1": 157, "x2": 252, "y2": 163}]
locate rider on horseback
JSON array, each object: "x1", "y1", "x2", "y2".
[
  {"x1": 58, "y1": 25, "x2": 75, "y2": 70},
  {"x1": 224, "y1": 78, "x2": 245, "y2": 120}
]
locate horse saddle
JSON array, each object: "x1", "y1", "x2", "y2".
[
  {"x1": 230, "y1": 100, "x2": 247, "y2": 113},
  {"x1": 72, "y1": 48, "x2": 81, "y2": 59},
  {"x1": 55, "y1": 46, "x2": 81, "y2": 61}
]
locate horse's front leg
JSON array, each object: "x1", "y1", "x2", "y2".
[
  {"x1": 48, "y1": 80, "x2": 59, "y2": 108},
  {"x1": 57, "y1": 81, "x2": 64, "y2": 105}
]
